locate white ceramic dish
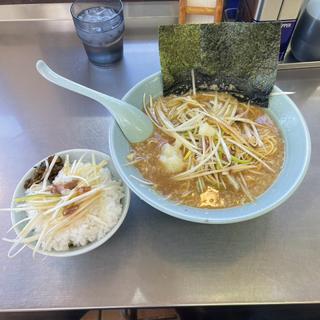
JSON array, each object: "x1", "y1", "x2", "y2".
[
  {"x1": 109, "y1": 72, "x2": 311, "y2": 224},
  {"x1": 10, "y1": 149, "x2": 130, "y2": 257}
]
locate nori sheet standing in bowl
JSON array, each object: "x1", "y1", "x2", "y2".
[{"x1": 159, "y1": 22, "x2": 281, "y2": 107}]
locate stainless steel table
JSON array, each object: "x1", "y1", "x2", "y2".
[{"x1": 0, "y1": 3, "x2": 320, "y2": 312}]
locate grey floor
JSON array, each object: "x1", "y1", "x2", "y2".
[
  {"x1": 177, "y1": 305, "x2": 320, "y2": 320},
  {"x1": 2, "y1": 305, "x2": 320, "y2": 320},
  {"x1": 0, "y1": 310, "x2": 85, "y2": 320}
]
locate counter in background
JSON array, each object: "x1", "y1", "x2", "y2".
[{"x1": 0, "y1": 3, "x2": 320, "y2": 312}]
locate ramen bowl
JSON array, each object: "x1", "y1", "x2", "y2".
[{"x1": 109, "y1": 72, "x2": 311, "y2": 224}]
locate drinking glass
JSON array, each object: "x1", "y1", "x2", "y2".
[
  {"x1": 71, "y1": 0, "x2": 124, "y2": 66},
  {"x1": 291, "y1": 0, "x2": 320, "y2": 62}
]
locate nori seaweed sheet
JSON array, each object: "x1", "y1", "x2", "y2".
[{"x1": 159, "y1": 22, "x2": 281, "y2": 107}]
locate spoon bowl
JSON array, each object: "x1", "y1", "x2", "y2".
[{"x1": 36, "y1": 60, "x2": 154, "y2": 143}]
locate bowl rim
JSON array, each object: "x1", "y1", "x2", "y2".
[
  {"x1": 10, "y1": 148, "x2": 131, "y2": 257},
  {"x1": 109, "y1": 71, "x2": 311, "y2": 224}
]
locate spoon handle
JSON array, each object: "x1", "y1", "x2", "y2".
[
  {"x1": 36, "y1": 60, "x2": 154, "y2": 143},
  {"x1": 36, "y1": 60, "x2": 118, "y2": 112}
]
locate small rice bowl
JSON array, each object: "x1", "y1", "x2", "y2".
[
  {"x1": 32, "y1": 166, "x2": 124, "y2": 252},
  {"x1": 8, "y1": 149, "x2": 130, "y2": 257}
]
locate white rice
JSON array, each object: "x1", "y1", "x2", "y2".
[{"x1": 26, "y1": 166, "x2": 124, "y2": 252}]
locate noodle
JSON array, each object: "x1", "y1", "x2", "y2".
[{"x1": 129, "y1": 92, "x2": 284, "y2": 209}]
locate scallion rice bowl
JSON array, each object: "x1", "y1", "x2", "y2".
[{"x1": 6, "y1": 149, "x2": 130, "y2": 257}]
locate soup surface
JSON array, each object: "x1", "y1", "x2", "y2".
[{"x1": 129, "y1": 92, "x2": 284, "y2": 208}]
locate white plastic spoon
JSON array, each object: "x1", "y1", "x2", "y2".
[{"x1": 36, "y1": 60, "x2": 153, "y2": 143}]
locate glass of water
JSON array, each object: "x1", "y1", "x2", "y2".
[{"x1": 71, "y1": 0, "x2": 124, "y2": 66}]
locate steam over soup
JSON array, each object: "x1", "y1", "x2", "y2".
[{"x1": 128, "y1": 92, "x2": 284, "y2": 209}]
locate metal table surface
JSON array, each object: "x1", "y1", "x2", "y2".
[{"x1": 0, "y1": 10, "x2": 320, "y2": 313}]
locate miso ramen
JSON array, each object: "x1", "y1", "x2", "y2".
[{"x1": 128, "y1": 92, "x2": 284, "y2": 208}]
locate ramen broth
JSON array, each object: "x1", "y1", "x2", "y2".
[{"x1": 129, "y1": 92, "x2": 284, "y2": 208}]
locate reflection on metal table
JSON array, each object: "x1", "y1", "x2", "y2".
[{"x1": 0, "y1": 2, "x2": 320, "y2": 312}]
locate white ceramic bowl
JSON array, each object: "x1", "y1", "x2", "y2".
[
  {"x1": 10, "y1": 149, "x2": 130, "y2": 257},
  {"x1": 109, "y1": 72, "x2": 311, "y2": 224}
]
